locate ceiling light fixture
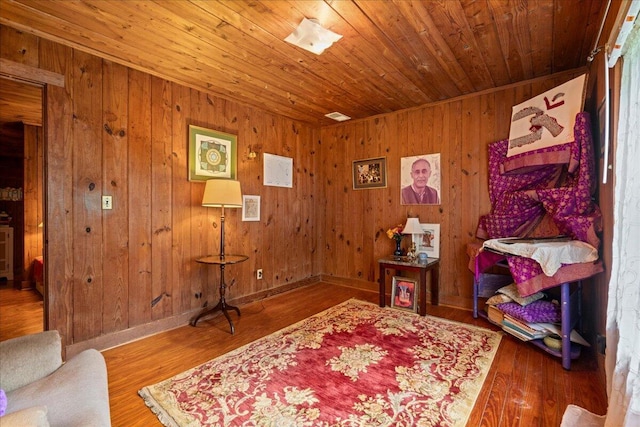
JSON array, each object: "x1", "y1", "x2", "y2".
[
  {"x1": 325, "y1": 112, "x2": 351, "y2": 122},
  {"x1": 285, "y1": 18, "x2": 342, "y2": 55}
]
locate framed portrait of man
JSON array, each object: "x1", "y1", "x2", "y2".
[{"x1": 400, "y1": 153, "x2": 441, "y2": 205}]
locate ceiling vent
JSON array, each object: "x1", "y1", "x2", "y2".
[{"x1": 325, "y1": 112, "x2": 351, "y2": 122}]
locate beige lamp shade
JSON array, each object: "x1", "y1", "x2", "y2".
[
  {"x1": 402, "y1": 217, "x2": 423, "y2": 235},
  {"x1": 202, "y1": 179, "x2": 242, "y2": 208}
]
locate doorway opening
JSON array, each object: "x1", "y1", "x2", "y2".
[{"x1": 0, "y1": 76, "x2": 45, "y2": 341}]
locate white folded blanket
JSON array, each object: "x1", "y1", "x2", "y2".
[{"x1": 482, "y1": 238, "x2": 598, "y2": 276}]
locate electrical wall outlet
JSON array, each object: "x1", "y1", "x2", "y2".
[{"x1": 256, "y1": 269, "x2": 263, "y2": 280}]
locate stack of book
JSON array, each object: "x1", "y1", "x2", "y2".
[
  {"x1": 501, "y1": 313, "x2": 549, "y2": 341},
  {"x1": 487, "y1": 305, "x2": 505, "y2": 325}
]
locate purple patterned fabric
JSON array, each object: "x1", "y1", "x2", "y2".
[
  {"x1": 496, "y1": 300, "x2": 561, "y2": 323},
  {"x1": 0, "y1": 388, "x2": 6, "y2": 416},
  {"x1": 478, "y1": 113, "x2": 601, "y2": 246},
  {"x1": 476, "y1": 113, "x2": 602, "y2": 291}
]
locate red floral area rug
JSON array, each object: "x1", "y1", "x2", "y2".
[{"x1": 139, "y1": 299, "x2": 501, "y2": 426}]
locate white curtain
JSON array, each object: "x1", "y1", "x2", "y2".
[
  {"x1": 604, "y1": 19, "x2": 640, "y2": 427},
  {"x1": 562, "y1": 20, "x2": 640, "y2": 427}
]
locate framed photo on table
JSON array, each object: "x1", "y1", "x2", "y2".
[
  {"x1": 188, "y1": 125, "x2": 237, "y2": 181},
  {"x1": 413, "y1": 223, "x2": 440, "y2": 258},
  {"x1": 391, "y1": 276, "x2": 418, "y2": 313}
]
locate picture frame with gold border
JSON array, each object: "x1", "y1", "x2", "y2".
[{"x1": 188, "y1": 125, "x2": 237, "y2": 181}]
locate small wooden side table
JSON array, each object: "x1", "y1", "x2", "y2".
[
  {"x1": 378, "y1": 256, "x2": 440, "y2": 316},
  {"x1": 190, "y1": 254, "x2": 248, "y2": 334}
]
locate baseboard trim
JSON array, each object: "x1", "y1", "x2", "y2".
[
  {"x1": 65, "y1": 275, "x2": 323, "y2": 358},
  {"x1": 66, "y1": 309, "x2": 200, "y2": 358},
  {"x1": 232, "y1": 275, "x2": 322, "y2": 306},
  {"x1": 319, "y1": 274, "x2": 378, "y2": 292}
]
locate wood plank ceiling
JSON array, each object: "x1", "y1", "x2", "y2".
[{"x1": 0, "y1": 0, "x2": 606, "y2": 126}]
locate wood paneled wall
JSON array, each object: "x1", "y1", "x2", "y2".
[
  {"x1": 22, "y1": 124, "x2": 43, "y2": 284},
  {"x1": 1, "y1": 25, "x2": 319, "y2": 350},
  {"x1": 318, "y1": 69, "x2": 590, "y2": 309},
  {"x1": 2, "y1": 23, "x2": 612, "y2": 356}
]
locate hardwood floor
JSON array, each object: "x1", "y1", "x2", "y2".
[
  {"x1": 0, "y1": 281, "x2": 607, "y2": 426},
  {"x1": 0, "y1": 280, "x2": 43, "y2": 341},
  {"x1": 102, "y1": 282, "x2": 608, "y2": 427}
]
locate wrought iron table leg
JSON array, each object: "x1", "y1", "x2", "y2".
[{"x1": 190, "y1": 264, "x2": 241, "y2": 334}]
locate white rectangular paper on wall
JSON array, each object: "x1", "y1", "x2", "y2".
[{"x1": 263, "y1": 153, "x2": 293, "y2": 188}]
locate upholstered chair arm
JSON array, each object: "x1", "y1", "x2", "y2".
[{"x1": 0, "y1": 330, "x2": 63, "y2": 392}]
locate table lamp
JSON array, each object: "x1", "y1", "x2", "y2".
[
  {"x1": 403, "y1": 217, "x2": 423, "y2": 260},
  {"x1": 402, "y1": 217, "x2": 423, "y2": 237},
  {"x1": 202, "y1": 179, "x2": 242, "y2": 259}
]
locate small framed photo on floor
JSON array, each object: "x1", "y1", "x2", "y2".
[{"x1": 391, "y1": 276, "x2": 418, "y2": 313}]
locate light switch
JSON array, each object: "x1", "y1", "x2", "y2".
[{"x1": 102, "y1": 195, "x2": 113, "y2": 210}]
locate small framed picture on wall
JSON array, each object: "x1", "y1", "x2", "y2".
[
  {"x1": 188, "y1": 125, "x2": 237, "y2": 181},
  {"x1": 352, "y1": 157, "x2": 387, "y2": 189},
  {"x1": 242, "y1": 195, "x2": 260, "y2": 221}
]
